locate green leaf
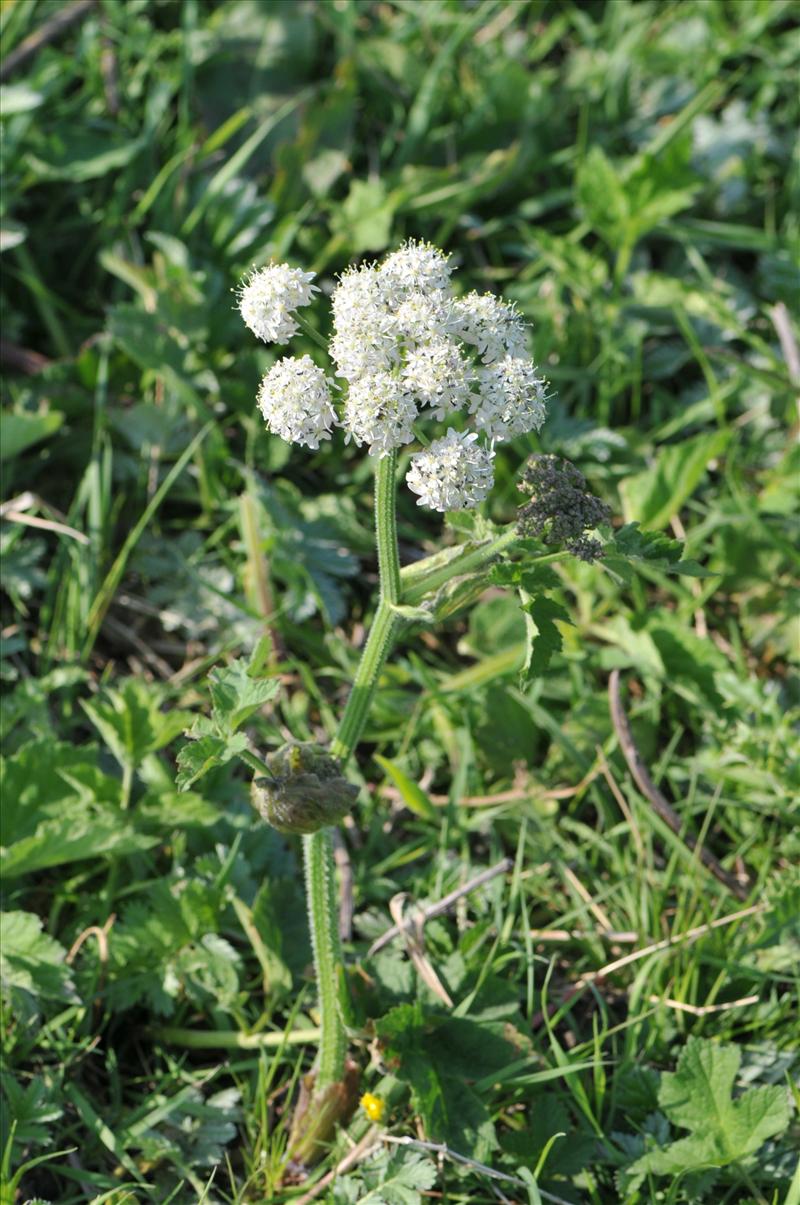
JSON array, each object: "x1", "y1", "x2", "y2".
[
  {"x1": 0, "y1": 1073, "x2": 63, "y2": 1151},
  {"x1": 606, "y1": 522, "x2": 714, "y2": 579},
  {"x1": 331, "y1": 178, "x2": 397, "y2": 253},
  {"x1": 207, "y1": 659, "x2": 279, "y2": 734},
  {"x1": 0, "y1": 411, "x2": 64, "y2": 461},
  {"x1": 0, "y1": 84, "x2": 44, "y2": 116},
  {"x1": 576, "y1": 146, "x2": 630, "y2": 250},
  {"x1": 80, "y1": 678, "x2": 194, "y2": 771},
  {"x1": 335, "y1": 1148, "x2": 438, "y2": 1205},
  {"x1": 625, "y1": 1038, "x2": 791, "y2": 1187},
  {"x1": 0, "y1": 912, "x2": 78, "y2": 1013},
  {"x1": 377, "y1": 1005, "x2": 511, "y2": 1163},
  {"x1": 620, "y1": 430, "x2": 731, "y2": 531},
  {"x1": 175, "y1": 730, "x2": 248, "y2": 792},
  {"x1": 27, "y1": 126, "x2": 144, "y2": 182},
  {"x1": 0, "y1": 219, "x2": 27, "y2": 252},
  {"x1": 0, "y1": 817, "x2": 158, "y2": 880},
  {"x1": 519, "y1": 594, "x2": 571, "y2": 685},
  {"x1": 374, "y1": 754, "x2": 438, "y2": 821}
]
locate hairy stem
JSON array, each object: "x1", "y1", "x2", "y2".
[
  {"x1": 303, "y1": 828, "x2": 346, "y2": 1084},
  {"x1": 400, "y1": 525, "x2": 519, "y2": 602},
  {"x1": 304, "y1": 452, "x2": 404, "y2": 1087}
]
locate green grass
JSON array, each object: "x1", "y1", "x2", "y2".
[{"x1": 1, "y1": 1, "x2": 799, "y2": 1202}]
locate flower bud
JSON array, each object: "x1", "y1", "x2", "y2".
[
  {"x1": 252, "y1": 743, "x2": 358, "y2": 835},
  {"x1": 517, "y1": 454, "x2": 610, "y2": 561}
]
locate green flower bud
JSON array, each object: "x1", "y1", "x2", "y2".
[
  {"x1": 517, "y1": 454, "x2": 610, "y2": 562},
  {"x1": 252, "y1": 742, "x2": 358, "y2": 835}
]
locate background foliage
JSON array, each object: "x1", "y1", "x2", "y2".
[{"x1": 1, "y1": 0, "x2": 798, "y2": 1202}]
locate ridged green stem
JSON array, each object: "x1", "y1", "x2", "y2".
[{"x1": 304, "y1": 452, "x2": 403, "y2": 1087}]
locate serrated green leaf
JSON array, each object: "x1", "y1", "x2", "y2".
[
  {"x1": 81, "y1": 678, "x2": 193, "y2": 771},
  {"x1": 0, "y1": 818, "x2": 158, "y2": 879},
  {"x1": 608, "y1": 522, "x2": 714, "y2": 578},
  {"x1": 175, "y1": 731, "x2": 247, "y2": 792},
  {"x1": 624, "y1": 1038, "x2": 791, "y2": 1187},
  {"x1": 0, "y1": 912, "x2": 78, "y2": 1010},
  {"x1": 208, "y1": 659, "x2": 279, "y2": 734},
  {"x1": 349, "y1": 1148, "x2": 438, "y2": 1205},
  {"x1": 376, "y1": 1005, "x2": 505, "y2": 1163},
  {"x1": 519, "y1": 594, "x2": 571, "y2": 685},
  {"x1": 0, "y1": 1073, "x2": 63, "y2": 1150}
]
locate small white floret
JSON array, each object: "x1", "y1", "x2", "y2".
[
  {"x1": 330, "y1": 263, "x2": 399, "y2": 381},
  {"x1": 379, "y1": 239, "x2": 453, "y2": 304},
  {"x1": 341, "y1": 371, "x2": 418, "y2": 458},
  {"x1": 452, "y1": 291, "x2": 529, "y2": 363},
  {"x1": 406, "y1": 429, "x2": 494, "y2": 512},
  {"x1": 394, "y1": 292, "x2": 456, "y2": 346},
  {"x1": 257, "y1": 355, "x2": 337, "y2": 449},
  {"x1": 402, "y1": 339, "x2": 474, "y2": 420},
  {"x1": 472, "y1": 355, "x2": 547, "y2": 441},
  {"x1": 238, "y1": 263, "x2": 318, "y2": 344}
]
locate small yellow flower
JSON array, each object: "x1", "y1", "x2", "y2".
[{"x1": 360, "y1": 1092, "x2": 386, "y2": 1123}]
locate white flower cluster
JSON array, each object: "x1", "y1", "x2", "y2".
[
  {"x1": 238, "y1": 263, "x2": 317, "y2": 344},
  {"x1": 406, "y1": 430, "x2": 494, "y2": 513},
  {"x1": 238, "y1": 242, "x2": 549, "y2": 509},
  {"x1": 257, "y1": 355, "x2": 336, "y2": 450}
]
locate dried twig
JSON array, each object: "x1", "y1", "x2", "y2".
[
  {"x1": 389, "y1": 893, "x2": 453, "y2": 1007},
  {"x1": 770, "y1": 301, "x2": 800, "y2": 384},
  {"x1": 530, "y1": 928, "x2": 639, "y2": 944},
  {"x1": 0, "y1": 0, "x2": 96, "y2": 80},
  {"x1": 577, "y1": 902, "x2": 764, "y2": 987},
  {"x1": 380, "y1": 762, "x2": 598, "y2": 808},
  {"x1": 0, "y1": 491, "x2": 90, "y2": 544},
  {"x1": 291, "y1": 1129, "x2": 382, "y2": 1205},
  {"x1": 367, "y1": 857, "x2": 512, "y2": 957},
  {"x1": 66, "y1": 915, "x2": 114, "y2": 965},
  {"x1": 608, "y1": 670, "x2": 750, "y2": 900},
  {"x1": 561, "y1": 863, "x2": 614, "y2": 932},
  {"x1": 648, "y1": 992, "x2": 758, "y2": 1017},
  {"x1": 531, "y1": 901, "x2": 765, "y2": 1030}
]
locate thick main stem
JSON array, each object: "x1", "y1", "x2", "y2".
[{"x1": 304, "y1": 452, "x2": 403, "y2": 1087}]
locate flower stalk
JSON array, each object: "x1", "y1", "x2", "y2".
[{"x1": 303, "y1": 451, "x2": 405, "y2": 1089}]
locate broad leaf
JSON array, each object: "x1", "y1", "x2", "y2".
[
  {"x1": 605, "y1": 522, "x2": 712, "y2": 580},
  {"x1": 624, "y1": 1038, "x2": 791, "y2": 1188},
  {"x1": 0, "y1": 912, "x2": 78, "y2": 1014},
  {"x1": 81, "y1": 678, "x2": 193, "y2": 771}
]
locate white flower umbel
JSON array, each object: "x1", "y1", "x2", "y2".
[
  {"x1": 257, "y1": 355, "x2": 337, "y2": 449},
  {"x1": 453, "y1": 291, "x2": 529, "y2": 364},
  {"x1": 402, "y1": 339, "x2": 474, "y2": 420},
  {"x1": 473, "y1": 355, "x2": 548, "y2": 441},
  {"x1": 342, "y1": 371, "x2": 417, "y2": 458},
  {"x1": 238, "y1": 263, "x2": 318, "y2": 344},
  {"x1": 379, "y1": 239, "x2": 452, "y2": 305},
  {"x1": 330, "y1": 263, "x2": 398, "y2": 382},
  {"x1": 406, "y1": 429, "x2": 495, "y2": 512}
]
